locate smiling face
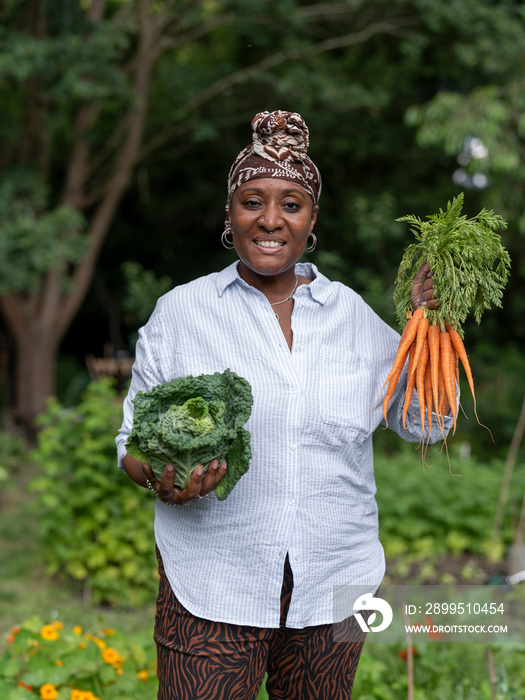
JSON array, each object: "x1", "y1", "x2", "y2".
[{"x1": 228, "y1": 178, "x2": 318, "y2": 287}]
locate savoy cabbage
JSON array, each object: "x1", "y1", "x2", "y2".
[{"x1": 126, "y1": 369, "x2": 253, "y2": 500}]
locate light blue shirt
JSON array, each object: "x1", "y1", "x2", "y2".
[{"x1": 116, "y1": 261, "x2": 449, "y2": 629}]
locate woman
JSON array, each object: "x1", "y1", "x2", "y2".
[{"x1": 116, "y1": 110, "x2": 448, "y2": 700}]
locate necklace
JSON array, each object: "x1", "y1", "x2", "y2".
[{"x1": 270, "y1": 275, "x2": 299, "y2": 320}]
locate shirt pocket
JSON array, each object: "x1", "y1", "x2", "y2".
[{"x1": 318, "y1": 346, "x2": 378, "y2": 437}]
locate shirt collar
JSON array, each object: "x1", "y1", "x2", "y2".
[{"x1": 216, "y1": 260, "x2": 333, "y2": 305}]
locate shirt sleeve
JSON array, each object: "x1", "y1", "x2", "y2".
[
  {"x1": 115, "y1": 322, "x2": 163, "y2": 471},
  {"x1": 383, "y1": 365, "x2": 456, "y2": 444}
]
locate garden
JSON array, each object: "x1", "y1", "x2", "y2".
[
  {"x1": 1, "y1": 376, "x2": 525, "y2": 699},
  {"x1": 2, "y1": 1, "x2": 525, "y2": 698}
]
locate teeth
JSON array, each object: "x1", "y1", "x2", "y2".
[{"x1": 255, "y1": 240, "x2": 284, "y2": 248}]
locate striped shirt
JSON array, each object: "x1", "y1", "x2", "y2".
[{"x1": 116, "y1": 261, "x2": 449, "y2": 629}]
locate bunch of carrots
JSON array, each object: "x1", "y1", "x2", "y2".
[
  {"x1": 382, "y1": 193, "x2": 511, "y2": 444},
  {"x1": 382, "y1": 307, "x2": 469, "y2": 437}
]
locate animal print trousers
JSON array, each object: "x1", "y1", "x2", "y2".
[{"x1": 154, "y1": 550, "x2": 367, "y2": 700}]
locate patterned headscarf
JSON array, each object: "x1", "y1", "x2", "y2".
[{"x1": 224, "y1": 110, "x2": 321, "y2": 235}]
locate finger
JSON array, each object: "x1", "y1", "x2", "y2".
[
  {"x1": 200, "y1": 459, "x2": 220, "y2": 495},
  {"x1": 175, "y1": 465, "x2": 204, "y2": 503},
  {"x1": 206, "y1": 459, "x2": 227, "y2": 491},
  {"x1": 142, "y1": 462, "x2": 158, "y2": 486},
  {"x1": 157, "y1": 463, "x2": 177, "y2": 502},
  {"x1": 215, "y1": 460, "x2": 227, "y2": 485},
  {"x1": 414, "y1": 261, "x2": 431, "y2": 286},
  {"x1": 421, "y1": 277, "x2": 435, "y2": 294},
  {"x1": 420, "y1": 288, "x2": 435, "y2": 303}
]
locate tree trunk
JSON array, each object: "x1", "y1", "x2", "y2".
[
  {"x1": 1, "y1": 293, "x2": 61, "y2": 437},
  {"x1": 14, "y1": 326, "x2": 59, "y2": 431}
]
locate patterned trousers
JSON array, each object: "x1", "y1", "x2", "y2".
[{"x1": 154, "y1": 551, "x2": 367, "y2": 700}]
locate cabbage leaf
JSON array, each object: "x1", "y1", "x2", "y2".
[{"x1": 126, "y1": 369, "x2": 253, "y2": 500}]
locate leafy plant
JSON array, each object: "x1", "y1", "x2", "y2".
[
  {"x1": 394, "y1": 192, "x2": 510, "y2": 333},
  {"x1": 354, "y1": 641, "x2": 525, "y2": 699},
  {"x1": 30, "y1": 379, "x2": 158, "y2": 607},
  {"x1": 0, "y1": 617, "x2": 157, "y2": 699},
  {"x1": 374, "y1": 443, "x2": 525, "y2": 567},
  {"x1": 126, "y1": 369, "x2": 253, "y2": 500}
]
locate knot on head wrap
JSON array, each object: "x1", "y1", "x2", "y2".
[
  {"x1": 251, "y1": 110, "x2": 310, "y2": 163},
  {"x1": 225, "y1": 111, "x2": 322, "y2": 233}
]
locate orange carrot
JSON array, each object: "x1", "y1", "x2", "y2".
[
  {"x1": 427, "y1": 323, "x2": 441, "y2": 425},
  {"x1": 402, "y1": 341, "x2": 418, "y2": 428},
  {"x1": 381, "y1": 308, "x2": 425, "y2": 424},
  {"x1": 438, "y1": 359, "x2": 447, "y2": 431},
  {"x1": 440, "y1": 330, "x2": 457, "y2": 434},
  {"x1": 415, "y1": 336, "x2": 429, "y2": 436},
  {"x1": 445, "y1": 322, "x2": 491, "y2": 439},
  {"x1": 445, "y1": 323, "x2": 476, "y2": 415},
  {"x1": 424, "y1": 361, "x2": 433, "y2": 437},
  {"x1": 408, "y1": 314, "x2": 430, "y2": 383}
]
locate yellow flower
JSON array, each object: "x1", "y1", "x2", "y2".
[
  {"x1": 70, "y1": 691, "x2": 83, "y2": 700},
  {"x1": 39, "y1": 683, "x2": 59, "y2": 700},
  {"x1": 137, "y1": 669, "x2": 149, "y2": 681},
  {"x1": 55, "y1": 660, "x2": 63, "y2": 667},
  {"x1": 102, "y1": 647, "x2": 122, "y2": 665},
  {"x1": 101, "y1": 627, "x2": 115, "y2": 636},
  {"x1": 78, "y1": 642, "x2": 87, "y2": 650},
  {"x1": 91, "y1": 636, "x2": 106, "y2": 650},
  {"x1": 52, "y1": 621, "x2": 63, "y2": 630},
  {"x1": 40, "y1": 625, "x2": 60, "y2": 641},
  {"x1": 73, "y1": 625, "x2": 83, "y2": 635}
]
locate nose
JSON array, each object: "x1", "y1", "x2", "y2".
[{"x1": 259, "y1": 204, "x2": 283, "y2": 233}]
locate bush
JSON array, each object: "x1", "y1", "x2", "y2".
[
  {"x1": 374, "y1": 442, "x2": 525, "y2": 570},
  {"x1": 0, "y1": 617, "x2": 157, "y2": 699},
  {"x1": 30, "y1": 379, "x2": 158, "y2": 607}
]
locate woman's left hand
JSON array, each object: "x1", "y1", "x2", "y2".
[
  {"x1": 143, "y1": 458, "x2": 227, "y2": 505},
  {"x1": 411, "y1": 261, "x2": 438, "y2": 310}
]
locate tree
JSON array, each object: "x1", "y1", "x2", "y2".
[
  {"x1": 2, "y1": 0, "x2": 524, "y2": 438},
  {"x1": 0, "y1": 0, "x2": 425, "y2": 434}
]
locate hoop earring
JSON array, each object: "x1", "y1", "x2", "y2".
[
  {"x1": 305, "y1": 232, "x2": 317, "y2": 253},
  {"x1": 221, "y1": 230, "x2": 235, "y2": 250}
]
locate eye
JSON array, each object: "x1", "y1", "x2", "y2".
[
  {"x1": 242, "y1": 198, "x2": 262, "y2": 209},
  {"x1": 283, "y1": 201, "x2": 301, "y2": 212}
]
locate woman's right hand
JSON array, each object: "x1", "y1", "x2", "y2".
[{"x1": 142, "y1": 459, "x2": 227, "y2": 506}]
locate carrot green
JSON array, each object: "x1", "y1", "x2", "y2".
[{"x1": 394, "y1": 192, "x2": 511, "y2": 335}]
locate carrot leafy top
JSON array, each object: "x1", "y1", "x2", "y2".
[{"x1": 394, "y1": 192, "x2": 511, "y2": 336}]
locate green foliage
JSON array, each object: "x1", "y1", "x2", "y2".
[
  {"x1": 374, "y1": 443, "x2": 525, "y2": 567},
  {"x1": 127, "y1": 370, "x2": 253, "y2": 500},
  {"x1": 30, "y1": 379, "x2": 158, "y2": 607},
  {"x1": 0, "y1": 168, "x2": 86, "y2": 295},
  {"x1": 0, "y1": 432, "x2": 26, "y2": 494},
  {"x1": 394, "y1": 193, "x2": 511, "y2": 332},
  {"x1": 354, "y1": 642, "x2": 525, "y2": 699},
  {"x1": 0, "y1": 14, "x2": 133, "y2": 110},
  {"x1": 120, "y1": 261, "x2": 172, "y2": 329},
  {"x1": 0, "y1": 617, "x2": 157, "y2": 699}
]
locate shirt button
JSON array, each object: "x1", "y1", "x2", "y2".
[
  {"x1": 295, "y1": 554, "x2": 300, "y2": 561},
  {"x1": 300, "y1": 299, "x2": 305, "y2": 306},
  {"x1": 298, "y1": 344, "x2": 304, "y2": 350},
  {"x1": 290, "y1": 443, "x2": 297, "y2": 450},
  {"x1": 289, "y1": 498, "x2": 295, "y2": 506}
]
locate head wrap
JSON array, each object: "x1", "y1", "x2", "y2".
[{"x1": 224, "y1": 110, "x2": 321, "y2": 235}]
